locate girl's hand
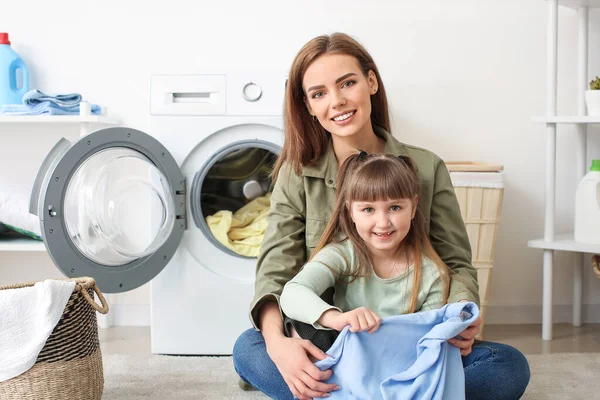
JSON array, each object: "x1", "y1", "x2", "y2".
[
  {"x1": 320, "y1": 307, "x2": 381, "y2": 333},
  {"x1": 265, "y1": 334, "x2": 339, "y2": 399}
]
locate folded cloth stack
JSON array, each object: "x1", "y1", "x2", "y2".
[
  {"x1": 0, "y1": 184, "x2": 43, "y2": 240},
  {"x1": 0, "y1": 89, "x2": 100, "y2": 115}
]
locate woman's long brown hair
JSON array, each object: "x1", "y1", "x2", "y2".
[
  {"x1": 272, "y1": 32, "x2": 390, "y2": 180},
  {"x1": 311, "y1": 153, "x2": 452, "y2": 313}
]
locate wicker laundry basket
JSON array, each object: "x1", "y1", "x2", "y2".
[
  {"x1": 0, "y1": 277, "x2": 109, "y2": 400},
  {"x1": 447, "y1": 162, "x2": 505, "y2": 339}
]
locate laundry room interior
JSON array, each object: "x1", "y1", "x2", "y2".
[{"x1": 1, "y1": 0, "x2": 600, "y2": 399}]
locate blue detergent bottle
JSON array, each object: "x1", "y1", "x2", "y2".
[{"x1": 0, "y1": 32, "x2": 29, "y2": 106}]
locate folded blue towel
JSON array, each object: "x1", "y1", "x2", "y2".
[
  {"x1": 22, "y1": 90, "x2": 82, "y2": 107},
  {"x1": 315, "y1": 302, "x2": 479, "y2": 400},
  {"x1": 0, "y1": 101, "x2": 100, "y2": 116}
]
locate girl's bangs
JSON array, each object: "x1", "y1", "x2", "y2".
[{"x1": 349, "y1": 161, "x2": 416, "y2": 202}]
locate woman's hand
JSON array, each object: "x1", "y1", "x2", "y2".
[
  {"x1": 448, "y1": 315, "x2": 481, "y2": 356},
  {"x1": 266, "y1": 334, "x2": 339, "y2": 399},
  {"x1": 320, "y1": 307, "x2": 381, "y2": 333}
]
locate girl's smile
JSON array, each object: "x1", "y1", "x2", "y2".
[{"x1": 373, "y1": 230, "x2": 395, "y2": 239}]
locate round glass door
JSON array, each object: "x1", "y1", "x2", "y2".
[{"x1": 63, "y1": 147, "x2": 175, "y2": 266}]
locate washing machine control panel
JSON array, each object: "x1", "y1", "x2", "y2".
[{"x1": 151, "y1": 72, "x2": 286, "y2": 116}]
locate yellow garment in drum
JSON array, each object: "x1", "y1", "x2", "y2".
[{"x1": 205, "y1": 193, "x2": 271, "y2": 257}]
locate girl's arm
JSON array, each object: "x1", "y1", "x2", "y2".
[
  {"x1": 280, "y1": 245, "x2": 345, "y2": 328},
  {"x1": 281, "y1": 246, "x2": 382, "y2": 333}
]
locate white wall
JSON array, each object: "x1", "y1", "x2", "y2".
[{"x1": 1, "y1": 0, "x2": 600, "y2": 325}]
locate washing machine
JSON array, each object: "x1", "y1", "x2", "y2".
[{"x1": 29, "y1": 71, "x2": 285, "y2": 355}]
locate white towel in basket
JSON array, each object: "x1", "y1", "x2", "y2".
[{"x1": 0, "y1": 279, "x2": 75, "y2": 382}]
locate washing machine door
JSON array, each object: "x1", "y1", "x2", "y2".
[{"x1": 29, "y1": 127, "x2": 186, "y2": 293}]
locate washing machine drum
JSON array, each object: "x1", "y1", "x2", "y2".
[
  {"x1": 200, "y1": 147, "x2": 274, "y2": 216},
  {"x1": 30, "y1": 127, "x2": 186, "y2": 293}
]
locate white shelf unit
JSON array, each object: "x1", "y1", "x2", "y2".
[
  {"x1": 0, "y1": 115, "x2": 120, "y2": 124},
  {"x1": 556, "y1": 0, "x2": 600, "y2": 8},
  {"x1": 0, "y1": 109, "x2": 120, "y2": 252},
  {"x1": 0, "y1": 236, "x2": 46, "y2": 252},
  {"x1": 527, "y1": 0, "x2": 600, "y2": 340},
  {"x1": 529, "y1": 233, "x2": 600, "y2": 253},
  {"x1": 0, "y1": 108, "x2": 120, "y2": 329},
  {"x1": 532, "y1": 115, "x2": 600, "y2": 123}
]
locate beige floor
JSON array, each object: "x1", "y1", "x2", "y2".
[{"x1": 99, "y1": 323, "x2": 600, "y2": 356}]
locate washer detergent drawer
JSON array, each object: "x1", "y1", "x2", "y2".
[
  {"x1": 150, "y1": 74, "x2": 226, "y2": 116},
  {"x1": 29, "y1": 127, "x2": 186, "y2": 293}
]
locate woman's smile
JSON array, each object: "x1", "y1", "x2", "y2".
[{"x1": 331, "y1": 110, "x2": 356, "y2": 125}]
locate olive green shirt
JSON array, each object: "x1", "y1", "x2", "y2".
[{"x1": 250, "y1": 126, "x2": 479, "y2": 329}]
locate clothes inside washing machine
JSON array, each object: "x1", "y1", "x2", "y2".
[{"x1": 199, "y1": 147, "x2": 278, "y2": 258}]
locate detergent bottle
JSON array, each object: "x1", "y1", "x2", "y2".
[
  {"x1": 574, "y1": 159, "x2": 600, "y2": 244},
  {"x1": 0, "y1": 32, "x2": 29, "y2": 106}
]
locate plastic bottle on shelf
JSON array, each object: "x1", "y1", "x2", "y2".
[
  {"x1": 574, "y1": 159, "x2": 600, "y2": 244},
  {"x1": 0, "y1": 32, "x2": 29, "y2": 106}
]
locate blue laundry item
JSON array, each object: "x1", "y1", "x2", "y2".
[
  {"x1": 22, "y1": 89, "x2": 82, "y2": 107},
  {"x1": 314, "y1": 302, "x2": 479, "y2": 400},
  {"x1": 0, "y1": 101, "x2": 100, "y2": 116}
]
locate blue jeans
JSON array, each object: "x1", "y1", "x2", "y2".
[{"x1": 233, "y1": 328, "x2": 530, "y2": 400}]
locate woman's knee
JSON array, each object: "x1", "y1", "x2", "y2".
[
  {"x1": 492, "y1": 342, "x2": 530, "y2": 385},
  {"x1": 232, "y1": 328, "x2": 263, "y2": 370},
  {"x1": 504, "y1": 344, "x2": 530, "y2": 394},
  {"x1": 465, "y1": 341, "x2": 530, "y2": 400}
]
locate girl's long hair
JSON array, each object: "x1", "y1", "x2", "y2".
[
  {"x1": 272, "y1": 32, "x2": 390, "y2": 180},
  {"x1": 311, "y1": 153, "x2": 451, "y2": 313}
]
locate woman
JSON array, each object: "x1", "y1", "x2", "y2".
[{"x1": 233, "y1": 32, "x2": 530, "y2": 400}]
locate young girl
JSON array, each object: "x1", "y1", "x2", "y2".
[
  {"x1": 280, "y1": 152, "x2": 452, "y2": 351},
  {"x1": 233, "y1": 32, "x2": 530, "y2": 400}
]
